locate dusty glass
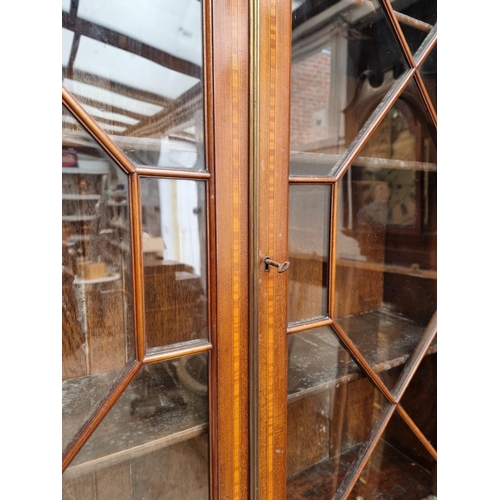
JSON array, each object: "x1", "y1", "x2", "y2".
[
  {"x1": 140, "y1": 177, "x2": 208, "y2": 351},
  {"x1": 62, "y1": 0, "x2": 205, "y2": 170},
  {"x1": 63, "y1": 354, "x2": 210, "y2": 500},
  {"x1": 290, "y1": 0, "x2": 407, "y2": 176},
  {"x1": 62, "y1": 105, "x2": 135, "y2": 453},
  {"x1": 288, "y1": 185, "x2": 331, "y2": 324},
  {"x1": 334, "y1": 78, "x2": 436, "y2": 390}
]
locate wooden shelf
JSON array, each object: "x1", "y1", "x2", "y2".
[
  {"x1": 287, "y1": 440, "x2": 435, "y2": 499},
  {"x1": 289, "y1": 151, "x2": 437, "y2": 177},
  {"x1": 62, "y1": 194, "x2": 102, "y2": 200},
  {"x1": 288, "y1": 309, "x2": 436, "y2": 403},
  {"x1": 63, "y1": 366, "x2": 208, "y2": 479},
  {"x1": 337, "y1": 258, "x2": 437, "y2": 280},
  {"x1": 62, "y1": 160, "x2": 110, "y2": 174},
  {"x1": 62, "y1": 215, "x2": 97, "y2": 222}
]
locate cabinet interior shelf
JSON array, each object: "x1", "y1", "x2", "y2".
[
  {"x1": 62, "y1": 215, "x2": 97, "y2": 222},
  {"x1": 287, "y1": 440, "x2": 435, "y2": 500},
  {"x1": 63, "y1": 370, "x2": 208, "y2": 480},
  {"x1": 288, "y1": 309, "x2": 436, "y2": 403},
  {"x1": 290, "y1": 151, "x2": 437, "y2": 175},
  {"x1": 336, "y1": 258, "x2": 437, "y2": 280},
  {"x1": 62, "y1": 194, "x2": 102, "y2": 200}
]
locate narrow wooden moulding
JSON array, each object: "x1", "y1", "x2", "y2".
[
  {"x1": 129, "y1": 173, "x2": 146, "y2": 362},
  {"x1": 329, "y1": 182, "x2": 338, "y2": 320},
  {"x1": 378, "y1": 0, "x2": 416, "y2": 69},
  {"x1": 414, "y1": 25, "x2": 437, "y2": 69},
  {"x1": 135, "y1": 166, "x2": 211, "y2": 179},
  {"x1": 62, "y1": 86, "x2": 136, "y2": 175},
  {"x1": 330, "y1": 68, "x2": 415, "y2": 181},
  {"x1": 331, "y1": 319, "x2": 397, "y2": 405},
  {"x1": 287, "y1": 317, "x2": 333, "y2": 335},
  {"x1": 143, "y1": 340, "x2": 213, "y2": 364},
  {"x1": 414, "y1": 70, "x2": 437, "y2": 128},
  {"x1": 393, "y1": 311, "x2": 437, "y2": 402},
  {"x1": 333, "y1": 403, "x2": 397, "y2": 500},
  {"x1": 396, "y1": 404, "x2": 437, "y2": 461},
  {"x1": 62, "y1": 360, "x2": 143, "y2": 472}
]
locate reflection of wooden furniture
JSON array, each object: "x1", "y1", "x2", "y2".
[
  {"x1": 62, "y1": 275, "x2": 127, "y2": 380},
  {"x1": 144, "y1": 256, "x2": 207, "y2": 349}
]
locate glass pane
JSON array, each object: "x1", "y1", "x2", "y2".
[
  {"x1": 349, "y1": 410, "x2": 436, "y2": 499},
  {"x1": 334, "y1": 79, "x2": 436, "y2": 390},
  {"x1": 62, "y1": 0, "x2": 205, "y2": 170},
  {"x1": 287, "y1": 327, "x2": 390, "y2": 496},
  {"x1": 140, "y1": 178, "x2": 208, "y2": 351},
  {"x1": 62, "y1": 105, "x2": 135, "y2": 453},
  {"x1": 63, "y1": 354, "x2": 209, "y2": 500},
  {"x1": 290, "y1": 0, "x2": 407, "y2": 176},
  {"x1": 420, "y1": 45, "x2": 437, "y2": 112},
  {"x1": 399, "y1": 351, "x2": 437, "y2": 448},
  {"x1": 288, "y1": 185, "x2": 330, "y2": 324},
  {"x1": 391, "y1": 0, "x2": 436, "y2": 55}
]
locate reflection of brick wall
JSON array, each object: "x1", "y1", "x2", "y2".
[{"x1": 290, "y1": 52, "x2": 331, "y2": 149}]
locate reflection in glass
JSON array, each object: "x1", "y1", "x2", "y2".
[
  {"x1": 391, "y1": 0, "x2": 436, "y2": 55},
  {"x1": 62, "y1": 105, "x2": 135, "y2": 453},
  {"x1": 62, "y1": 0, "x2": 205, "y2": 169},
  {"x1": 420, "y1": 45, "x2": 437, "y2": 111},
  {"x1": 140, "y1": 178, "x2": 208, "y2": 350},
  {"x1": 287, "y1": 328, "x2": 389, "y2": 496},
  {"x1": 290, "y1": 0, "x2": 407, "y2": 175},
  {"x1": 288, "y1": 185, "x2": 330, "y2": 324},
  {"x1": 63, "y1": 355, "x2": 209, "y2": 500},
  {"x1": 399, "y1": 352, "x2": 437, "y2": 448},
  {"x1": 334, "y1": 79, "x2": 436, "y2": 389},
  {"x1": 349, "y1": 410, "x2": 436, "y2": 499}
]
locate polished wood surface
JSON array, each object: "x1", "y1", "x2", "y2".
[
  {"x1": 212, "y1": 0, "x2": 251, "y2": 496},
  {"x1": 251, "y1": 0, "x2": 292, "y2": 496}
]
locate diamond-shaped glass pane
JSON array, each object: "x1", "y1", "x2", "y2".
[
  {"x1": 289, "y1": 0, "x2": 408, "y2": 176},
  {"x1": 288, "y1": 185, "x2": 331, "y2": 325},
  {"x1": 287, "y1": 326, "x2": 391, "y2": 496},
  {"x1": 62, "y1": 0, "x2": 205, "y2": 170},
  {"x1": 63, "y1": 354, "x2": 209, "y2": 499},
  {"x1": 348, "y1": 409, "x2": 436, "y2": 499},
  {"x1": 390, "y1": 0, "x2": 436, "y2": 55},
  {"x1": 334, "y1": 77, "x2": 436, "y2": 390},
  {"x1": 62, "y1": 105, "x2": 136, "y2": 453}
]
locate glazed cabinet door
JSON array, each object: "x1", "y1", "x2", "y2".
[
  {"x1": 260, "y1": 0, "x2": 438, "y2": 499},
  {"x1": 61, "y1": 0, "x2": 250, "y2": 498}
]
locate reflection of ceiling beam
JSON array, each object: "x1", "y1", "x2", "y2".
[
  {"x1": 62, "y1": 12, "x2": 201, "y2": 79},
  {"x1": 63, "y1": 93, "x2": 146, "y2": 123},
  {"x1": 62, "y1": 68, "x2": 171, "y2": 107},
  {"x1": 124, "y1": 82, "x2": 202, "y2": 138}
]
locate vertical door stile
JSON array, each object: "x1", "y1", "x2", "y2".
[
  {"x1": 213, "y1": 0, "x2": 250, "y2": 498},
  {"x1": 250, "y1": 0, "x2": 292, "y2": 497}
]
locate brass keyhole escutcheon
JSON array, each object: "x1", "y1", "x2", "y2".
[{"x1": 264, "y1": 256, "x2": 290, "y2": 273}]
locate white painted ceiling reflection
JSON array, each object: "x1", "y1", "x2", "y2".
[
  {"x1": 82, "y1": 104, "x2": 141, "y2": 125},
  {"x1": 62, "y1": 112, "x2": 126, "y2": 133},
  {"x1": 74, "y1": 36, "x2": 200, "y2": 100},
  {"x1": 62, "y1": 29, "x2": 74, "y2": 67},
  {"x1": 63, "y1": 79, "x2": 164, "y2": 116},
  {"x1": 77, "y1": 0, "x2": 202, "y2": 66}
]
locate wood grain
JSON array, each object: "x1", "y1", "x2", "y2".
[{"x1": 212, "y1": 0, "x2": 250, "y2": 496}]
